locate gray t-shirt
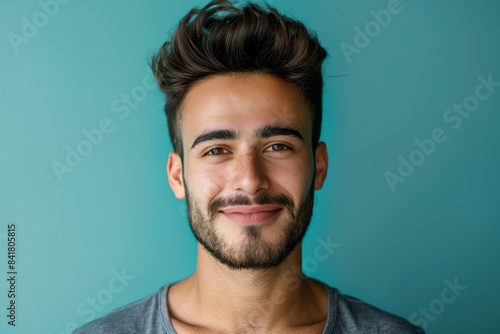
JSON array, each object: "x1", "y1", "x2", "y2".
[{"x1": 73, "y1": 281, "x2": 423, "y2": 333}]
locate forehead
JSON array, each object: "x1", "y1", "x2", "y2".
[{"x1": 179, "y1": 73, "x2": 312, "y2": 146}]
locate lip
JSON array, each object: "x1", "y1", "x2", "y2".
[{"x1": 219, "y1": 205, "x2": 282, "y2": 225}]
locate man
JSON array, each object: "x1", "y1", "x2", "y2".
[{"x1": 74, "y1": 1, "x2": 423, "y2": 333}]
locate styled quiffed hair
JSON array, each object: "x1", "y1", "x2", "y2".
[{"x1": 151, "y1": 0, "x2": 328, "y2": 156}]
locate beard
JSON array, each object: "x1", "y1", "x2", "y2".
[{"x1": 185, "y1": 184, "x2": 315, "y2": 270}]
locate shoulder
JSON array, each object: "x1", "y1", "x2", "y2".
[
  {"x1": 323, "y1": 284, "x2": 424, "y2": 334},
  {"x1": 72, "y1": 285, "x2": 169, "y2": 334}
]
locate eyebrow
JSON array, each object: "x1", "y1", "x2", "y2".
[
  {"x1": 255, "y1": 126, "x2": 304, "y2": 142},
  {"x1": 191, "y1": 129, "x2": 237, "y2": 149},
  {"x1": 190, "y1": 126, "x2": 304, "y2": 150}
]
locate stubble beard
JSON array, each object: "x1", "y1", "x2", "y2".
[{"x1": 185, "y1": 185, "x2": 315, "y2": 270}]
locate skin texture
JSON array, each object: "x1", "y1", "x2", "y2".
[{"x1": 166, "y1": 73, "x2": 329, "y2": 333}]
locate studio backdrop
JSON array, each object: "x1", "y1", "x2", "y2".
[{"x1": 1, "y1": 0, "x2": 499, "y2": 333}]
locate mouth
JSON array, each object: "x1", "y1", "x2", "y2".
[{"x1": 219, "y1": 205, "x2": 282, "y2": 225}]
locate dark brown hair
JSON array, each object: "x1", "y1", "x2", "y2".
[{"x1": 151, "y1": 0, "x2": 327, "y2": 156}]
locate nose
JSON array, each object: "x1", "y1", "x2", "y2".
[{"x1": 230, "y1": 150, "x2": 270, "y2": 195}]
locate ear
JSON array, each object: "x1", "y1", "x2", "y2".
[
  {"x1": 167, "y1": 151, "x2": 186, "y2": 199},
  {"x1": 313, "y1": 142, "x2": 328, "y2": 190}
]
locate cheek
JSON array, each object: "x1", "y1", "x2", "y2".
[
  {"x1": 270, "y1": 158, "x2": 313, "y2": 193},
  {"x1": 186, "y1": 164, "x2": 226, "y2": 200}
]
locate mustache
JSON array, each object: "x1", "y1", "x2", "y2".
[{"x1": 209, "y1": 193, "x2": 294, "y2": 220}]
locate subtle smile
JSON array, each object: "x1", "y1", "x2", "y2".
[{"x1": 219, "y1": 205, "x2": 282, "y2": 225}]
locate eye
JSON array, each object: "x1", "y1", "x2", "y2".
[
  {"x1": 206, "y1": 147, "x2": 229, "y2": 156},
  {"x1": 265, "y1": 144, "x2": 290, "y2": 152}
]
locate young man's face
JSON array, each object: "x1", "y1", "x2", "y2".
[{"x1": 167, "y1": 73, "x2": 328, "y2": 269}]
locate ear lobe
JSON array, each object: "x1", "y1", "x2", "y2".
[
  {"x1": 313, "y1": 142, "x2": 328, "y2": 190},
  {"x1": 167, "y1": 151, "x2": 186, "y2": 199}
]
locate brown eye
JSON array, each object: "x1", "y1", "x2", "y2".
[
  {"x1": 265, "y1": 144, "x2": 289, "y2": 152},
  {"x1": 207, "y1": 148, "x2": 228, "y2": 156}
]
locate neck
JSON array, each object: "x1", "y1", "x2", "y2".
[{"x1": 169, "y1": 243, "x2": 328, "y2": 332}]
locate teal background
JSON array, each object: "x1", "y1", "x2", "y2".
[{"x1": 1, "y1": 0, "x2": 499, "y2": 333}]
